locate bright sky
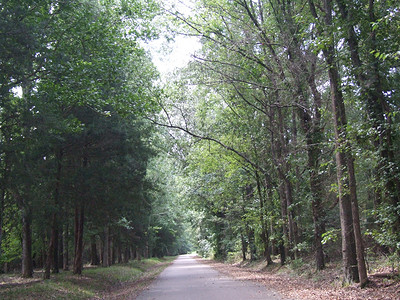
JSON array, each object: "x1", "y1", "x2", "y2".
[
  {"x1": 147, "y1": 35, "x2": 201, "y2": 75},
  {"x1": 144, "y1": 0, "x2": 201, "y2": 76}
]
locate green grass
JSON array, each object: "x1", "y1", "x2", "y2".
[{"x1": 0, "y1": 257, "x2": 176, "y2": 300}]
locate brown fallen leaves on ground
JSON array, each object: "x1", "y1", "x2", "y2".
[{"x1": 199, "y1": 258, "x2": 400, "y2": 300}]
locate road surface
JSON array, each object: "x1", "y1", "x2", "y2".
[{"x1": 135, "y1": 254, "x2": 285, "y2": 300}]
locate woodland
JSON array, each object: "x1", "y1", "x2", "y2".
[{"x1": 0, "y1": 0, "x2": 399, "y2": 292}]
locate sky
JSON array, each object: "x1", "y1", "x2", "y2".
[
  {"x1": 146, "y1": 34, "x2": 201, "y2": 75},
  {"x1": 144, "y1": 0, "x2": 201, "y2": 76}
]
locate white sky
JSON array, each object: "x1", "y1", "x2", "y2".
[
  {"x1": 146, "y1": 35, "x2": 201, "y2": 75},
  {"x1": 144, "y1": 0, "x2": 201, "y2": 76}
]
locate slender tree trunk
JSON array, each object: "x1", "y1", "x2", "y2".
[
  {"x1": 103, "y1": 225, "x2": 110, "y2": 267},
  {"x1": 117, "y1": 241, "x2": 122, "y2": 264},
  {"x1": 90, "y1": 235, "x2": 99, "y2": 265},
  {"x1": 276, "y1": 107, "x2": 298, "y2": 260},
  {"x1": 0, "y1": 185, "x2": 5, "y2": 262},
  {"x1": 309, "y1": 0, "x2": 360, "y2": 284},
  {"x1": 44, "y1": 150, "x2": 62, "y2": 279},
  {"x1": 248, "y1": 229, "x2": 257, "y2": 261},
  {"x1": 309, "y1": 147, "x2": 326, "y2": 270},
  {"x1": 278, "y1": 182, "x2": 289, "y2": 264},
  {"x1": 240, "y1": 233, "x2": 247, "y2": 261},
  {"x1": 284, "y1": 177, "x2": 298, "y2": 259},
  {"x1": 73, "y1": 202, "x2": 84, "y2": 275},
  {"x1": 256, "y1": 171, "x2": 273, "y2": 264},
  {"x1": 44, "y1": 215, "x2": 56, "y2": 279},
  {"x1": 348, "y1": 157, "x2": 369, "y2": 287},
  {"x1": 22, "y1": 207, "x2": 33, "y2": 278},
  {"x1": 109, "y1": 239, "x2": 112, "y2": 266},
  {"x1": 124, "y1": 247, "x2": 130, "y2": 263},
  {"x1": 73, "y1": 154, "x2": 87, "y2": 275},
  {"x1": 53, "y1": 229, "x2": 59, "y2": 274},
  {"x1": 336, "y1": 0, "x2": 400, "y2": 257},
  {"x1": 63, "y1": 223, "x2": 69, "y2": 270}
]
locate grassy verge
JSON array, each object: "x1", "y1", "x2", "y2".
[{"x1": 0, "y1": 257, "x2": 176, "y2": 300}]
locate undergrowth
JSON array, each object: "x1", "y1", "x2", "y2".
[{"x1": 0, "y1": 256, "x2": 175, "y2": 300}]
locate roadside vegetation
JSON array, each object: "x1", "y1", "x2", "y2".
[
  {"x1": 202, "y1": 254, "x2": 399, "y2": 300},
  {"x1": 0, "y1": 257, "x2": 175, "y2": 300}
]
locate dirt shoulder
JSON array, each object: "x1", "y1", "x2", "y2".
[{"x1": 198, "y1": 258, "x2": 400, "y2": 300}]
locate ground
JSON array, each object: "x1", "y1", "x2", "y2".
[
  {"x1": 199, "y1": 257, "x2": 400, "y2": 300},
  {"x1": 0, "y1": 256, "x2": 399, "y2": 299}
]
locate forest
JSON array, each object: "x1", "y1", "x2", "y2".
[{"x1": 1, "y1": 0, "x2": 400, "y2": 291}]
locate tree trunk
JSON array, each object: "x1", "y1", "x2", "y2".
[
  {"x1": 276, "y1": 106, "x2": 298, "y2": 260},
  {"x1": 284, "y1": 177, "x2": 298, "y2": 259},
  {"x1": 348, "y1": 157, "x2": 369, "y2": 287},
  {"x1": 309, "y1": 0, "x2": 360, "y2": 284},
  {"x1": 44, "y1": 214, "x2": 57, "y2": 279},
  {"x1": 337, "y1": 0, "x2": 399, "y2": 259},
  {"x1": 90, "y1": 235, "x2": 99, "y2": 265},
  {"x1": 117, "y1": 242, "x2": 122, "y2": 264},
  {"x1": 63, "y1": 224, "x2": 69, "y2": 270},
  {"x1": 278, "y1": 182, "x2": 289, "y2": 264},
  {"x1": 0, "y1": 185, "x2": 4, "y2": 262},
  {"x1": 102, "y1": 225, "x2": 110, "y2": 267},
  {"x1": 256, "y1": 172, "x2": 272, "y2": 264},
  {"x1": 53, "y1": 229, "x2": 59, "y2": 274},
  {"x1": 73, "y1": 202, "x2": 84, "y2": 275},
  {"x1": 22, "y1": 207, "x2": 33, "y2": 278},
  {"x1": 240, "y1": 233, "x2": 247, "y2": 261},
  {"x1": 124, "y1": 247, "x2": 130, "y2": 263},
  {"x1": 44, "y1": 149, "x2": 62, "y2": 279},
  {"x1": 109, "y1": 236, "x2": 113, "y2": 266}
]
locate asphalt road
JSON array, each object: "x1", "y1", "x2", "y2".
[{"x1": 135, "y1": 254, "x2": 284, "y2": 300}]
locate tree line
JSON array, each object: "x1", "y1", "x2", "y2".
[
  {"x1": 158, "y1": 0, "x2": 400, "y2": 287},
  {"x1": 0, "y1": 0, "x2": 189, "y2": 279}
]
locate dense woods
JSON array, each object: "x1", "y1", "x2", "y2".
[
  {"x1": 0, "y1": 0, "x2": 189, "y2": 279},
  {"x1": 1, "y1": 0, "x2": 400, "y2": 290}
]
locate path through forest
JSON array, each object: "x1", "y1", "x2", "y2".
[{"x1": 135, "y1": 254, "x2": 285, "y2": 300}]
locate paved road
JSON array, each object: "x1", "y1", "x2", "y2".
[{"x1": 136, "y1": 254, "x2": 284, "y2": 300}]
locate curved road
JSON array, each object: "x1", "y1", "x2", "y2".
[{"x1": 135, "y1": 254, "x2": 284, "y2": 300}]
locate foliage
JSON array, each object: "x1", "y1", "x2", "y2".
[{"x1": 0, "y1": 257, "x2": 175, "y2": 300}]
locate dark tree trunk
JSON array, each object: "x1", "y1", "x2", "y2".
[
  {"x1": 73, "y1": 202, "x2": 84, "y2": 275},
  {"x1": 335, "y1": 0, "x2": 395, "y2": 283},
  {"x1": 279, "y1": 242, "x2": 286, "y2": 266},
  {"x1": 63, "y1": 224, "x2": 69, "y2": 270},
  {"x1": 256, "y1": 172, "x2": 272, "y2": 264},
  {"x1": 44, "y1": 214, "x2": 57, "y2": 279},
  {"x1": 117, "y1": 241, "x2": 122, "y2": 264},
  {"x1": 53, "y1": 228, "x2": 59, "y2": 274},
  {"x1": 45, "y1": 149, "x2": 62, "y2": 279},
  {"x1": 110, "y1": 238, "x2": 115, "y2": 265},
  {"x1": 276, "y1": 107, "x2": 298, "y2": 260},
  {"x1": 240, "y1": 234, "x2": 247, "y2": 261},
  {"x1": 248, "y1": 229, "x2": 257, "y2": 261},
  {"x1": 279, "y1": 182, "x2": 289, "y2": 264},
  {"x1": 90, "y1": 235, "x2": 99, "y2": 265},
  {"x1": 309, "y1": 0, "x2": 360, "y2": 284},
  {"x1": 348, "y1": 157, "x2": 368, "y2": 287},
  {"x1": 22, "y1": 207, "x2": 33, "y2": 278},
  {"x1": 102, "y1": 225, "x2": 110, "y2": 267},
  {"x1": 124, "y1": 247, "x2": 130, "y2": 263},
  {"x1": 0, "y1": 185, "x2": 4, "y2": 262}
]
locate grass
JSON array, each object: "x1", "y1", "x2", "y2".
[{"x1": 0, "y1": 256, "x2": 176, "y2": 300}]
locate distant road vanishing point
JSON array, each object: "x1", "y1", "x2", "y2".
[{"x1": 135, "y1": 254, "x2": 285, "y2": 300}]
